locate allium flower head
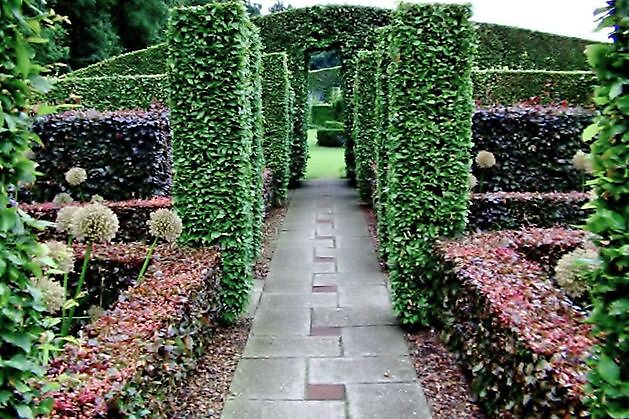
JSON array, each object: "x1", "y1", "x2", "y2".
[
  {"x1": 56, "y1": 206, "x2": 80, "y2": 233},
  {"x1": 90, "y1": 194, "x2": 104, "y2": 203},
  {"x1": 572, "y1": 150, "x2": 593, "y2": 173},
  {"x1": 53, "y1": 192, "x2": 74, "y2": 207},
  {"x1": 72, "y1": 203, "x2": 119, "y2": 243},
  {"x1": 468, "y1": 173, "x2": 478, "y2": 190},
  {"x1": 475, "y1": 150, "x2": 496, "y2": 169},
  {"x1": 555, "y1": 247, "x2": 599, "y2": 300},
  {"x1": 44, "y1": 241, "x2": 75, "y2": 274},
  {"x1": 33, "y1": 277, "x2": 65, "y2": 313},
  {"x1": 148, "y1": 209, "x2": 183, "y2": 242},
  {"x1": 65, "y1": 167, "x2": 87, "y2": 186}
]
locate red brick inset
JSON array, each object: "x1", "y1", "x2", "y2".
[
  {"x1": 306, "y1": 384, "x2": 346, "y2": 401},
  {"x1": 312, "y1": 285, "x2": 337, "y2": 293},
  {"x1": 310, "y1": 326, "x2": 341, "y2": 336}
]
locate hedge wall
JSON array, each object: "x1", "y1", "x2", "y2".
[
  {"x1": 352, "y1": 51, "x2": 379, "y2": 203},
  {"x1": 471, "y1": 106, "x2": 593, "y2": 192},
  {"x1": 583, "y1": 3, "x2": 629, "y2": 415},
  {"x1": 69, "y1": 43, "x2": 167, "y2": 77},
  {"x1": 316, "y1": 128, "x2": 345, "y2": 147},
  {"x1": 468, "y1": 192, "x2": 590, "y2": 231},
  {"x1": 28, "y1": 109, "x2": 171, "y2": 202},
  {"x1": 309, "y1": 103, "x2": 337, "y2": 127},
  {"x1": 385, "y1": 3, "x2": 475, "y2": 325},
  {"x1": 308, "y1": 65, "x2": 341, "y2": 102},
  {"x1": 472, "y1": 70, "x2": 595, "y2": 106},
  {"x1": 46, "y1": 74, "x2": 167, "y2": 110},
  {"x1": 168, "y1": 2, "x2": 255, "y2": 322},
  {"x1": 262, "y1": 53, "x2": 291, "y2": 205}
]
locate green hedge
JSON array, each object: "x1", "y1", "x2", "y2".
[
  {"x1": 309, "y1": 103, "x2": 337, "y2": 126},
  {"x1": 46, "y1": 74, "x2": 167, "y2": 110},
  {"x1": 308, "y1": 65, "x2": 341, "y2": 101},
  {"x1": 472, "y1": 70, "x2": 595, "y2": 106},
  {"x1": 69, "y1": 43, "x2": 167, "y2": 77},
  {"x1": 584, "y1": 3, "x2": 628, "y2": 416},
  {"x1": 352, "y1": 51, "x2": 379, "y2": 203},
  {"x1": 168, "y1": 2, "x2": 255, "y2": 323},
  {"x1": 262, "y1": 53, "x2": 291, "y2": 205},
  {"x1": 249, "y1": 24, "x2": 265, "y2": 259},
  {"x1": 385, "y1": 3, "x2": 475, "y2": 326},
  {"x1": 374, "y1": 27, "x2": 391, "y2": 262},
  {"x1": 316, "y1": 128, "x2": 345, "y2": 147}
]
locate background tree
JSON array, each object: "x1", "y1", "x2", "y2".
[{"x1": 268, "y1": 0, "x2": 292, "y2": 14}]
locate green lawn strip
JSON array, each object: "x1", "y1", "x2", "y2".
[{"x1": 305, "y1": 129, "x2": 345, "y2": 179}]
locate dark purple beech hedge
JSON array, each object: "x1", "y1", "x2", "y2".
[
  {"x1": 471, "y1": 106, "x2": 593, "y2": 192},
  {"x1": 468, "y1": 191, "x2": 591, "y2": 231},
  {"x1": 27, "y1": 109, "x2": 172, "y2": 202}
]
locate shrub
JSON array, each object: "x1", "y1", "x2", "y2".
[
  {"x1": 468, "y1": 191, "x2": 591, "y2": 231},
  {"x1": 308, "y1": 65, "x2": 341, "y2": 101},
  {"x1": 309, "y1": 103, "x2": 336, "y2": 126},
  {"x1": 67, "y1": 43, "x2": 167, "y2": 77},
  {"x1": 47, "y1": 245, "x2": 221, "y2": 416},
  {"x1": 582, "y1": 3, "x2": 629, "y2": 415},
  {"x1": 324, "y1": 120, "x2": 344, "y2": 129},
  {"x1": 28, "y1": 109, "x2": 171, "y2": 202},
  {"x1": 352, "y1": 50, "x2": 379, "y2": 203},
  {"x1": 167, "y1": 2, "x2": 256, "y2": 322},
  {"x1": 262, "y1": 52, "x2": 291, "y2": 204},
  {"x1": 385, "y1": 3, "x2": 475, "y2": 325},
  {"x1": 316, "y1": 128, "x2": 345, "y2": 147},
  {"x1": 433, "y1": 228, "x2": 594, "y2": 416},
  {"x1": 471, "y1": 106, "x2": 593, "y2": 192},
  {"x1": 472, "y1": 69, "x2": 595, "y2": 106},
  {"x1": 45, "y1": 74, "x2": 167, "y2": 110}
]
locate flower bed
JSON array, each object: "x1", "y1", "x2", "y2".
[
  {"x1": 432, "y1": 227, "x2": 594, "y2": 417},
  {"x1": 47, "y1": 245, "x2": 221, "y2": 417},
  {"x1": 468, "y1": 191, "x2": 590, "y2": 231}
]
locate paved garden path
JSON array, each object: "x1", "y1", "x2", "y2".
[{"x1": 222, "y1": 179, "x2": 431, "y2": 419}]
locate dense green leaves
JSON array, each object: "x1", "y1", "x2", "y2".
[
  {"x1": 352, "y1": 51, "x2": 378, "y2": 203},
  {"x1": 0, "y1": 0, "x2": 56, "y2": 416},
  {"x1": 384, "y1": 3, "x2": 475, "y2": 325},
  {"x1": 261, "y1": 53, "x2": 291, "y2": 205},
  {"x1": 167, "y1": 1, "x2": 257, "y2": 323},
  {"x1": 584, "y1": 2, "x2": 629, "y2": 417}
]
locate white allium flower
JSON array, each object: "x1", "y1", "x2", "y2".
[
  {"x1": 44, "y1": 241, "x2": 75, "y2": 274},
  {"x1": 55, "y1": 206, "x2": 80, "y2": 233},
  {"x1": 33, "y1": 277, "x2": 65, "y2": 313},
  {"x1": 148, "y1": 209, "x2": 183, "y2": 242},
  {"x1": 555, "y1": 247, "x2": 599, "y2": 300},
  {"x1": 468, "y1": 173, "x2": 478, "y2": 190},
  {"x1": 65, "y1": 167, "x2": 87, "y2": 186},
  {"x1": 572, "y1": 150, "x2": 593, "y2": 174},
  {"x1": 475, "y1": 150, "x2": 496, "y2": 169},
  {"x1": 71, "y1": 203, "x2": 119, "y2": 243},
  {"x1": 53, "y1": 192, "x2": 74, "y2": 207},
  {"x1": 90, "y1": 194, "x2": 104, "y2": 203}
]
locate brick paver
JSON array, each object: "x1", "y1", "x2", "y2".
[{"x1": 222, "y1": 179, "x2": 430, "y2": 419}]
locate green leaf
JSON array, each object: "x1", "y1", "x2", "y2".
[{"x1": 597, "y1": 354, "x2": 620, "y2": 384}]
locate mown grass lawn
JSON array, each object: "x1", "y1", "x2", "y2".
[{"x1": 305, "y1": 129, "x2": 346, "y2": 179}]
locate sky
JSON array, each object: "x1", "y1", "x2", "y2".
[{"x1": 259, "y1": 0, "x2": 610, "y2": 41}]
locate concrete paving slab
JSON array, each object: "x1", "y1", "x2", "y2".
[
  {"x1": 229, "y1": 358, "x2": 306, "y2": 400},
  {"x1": 259, "y1": 292, "x2": 338, "y2": 309},
  {"x1": 342, "y1": 326, "x2": 410, "y2": 357},
  {"x1": 262, "y1": 401, "x2": 346, "y2": 419},
  {"x1": 338, "y1": 285, "x2": 392, "y2": 307},
  {"x1": 250, "y1": 309, "x2": 311, "y2": 336},
  {"x1": 308, "y1": 356, "x2": 416, "y2": 384},
  {"x1": 313, "y1": 273, "x2": 386, "y2": 286},
  {"x1": 346, "y1": 383, "x2": 431, "y2": 419},
  {"x1": 312, "y1": 307, "x2": 397, "y2": 328},
  {"x1": 244, "y1": 336, "x2": 341, "y2": 358}
]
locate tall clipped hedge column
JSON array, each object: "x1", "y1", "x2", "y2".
[
  {"x1": 386, "y1": 3, "x2": 475, "y2": 325},
  {"x1": 168, "y1": 2, "x2": 255, "y2": 322},
  {"x1": 583, "y1": 2, "x2": 628, "y2": 416},
  {"x1": 352, "y1": 50, "x2": 379, "y2": 203},
  {"x1": 261, "y1": 53, "x2": 291, "y2": 205}
]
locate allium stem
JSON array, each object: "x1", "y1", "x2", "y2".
[
  {"x1": 61, "y1": 235, "x2": 73, "y2": 321},
  {"x1": 581, "y1": 172, "x2": 585, "y2": 193},
  {"x1": 137, "y1": 237, "x2": 158, "y2": 283},
  {"x1": 478, "y1": 171, "x2": 485, "y2": 193},
  {"x1": 61, "y1": 241, "x2": 92, "y2": 336}
]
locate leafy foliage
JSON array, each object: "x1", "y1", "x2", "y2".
[
  {"x1": 582, "y1": 2, "x2": 629, "y2": 416},
  {"x1": 309, "y1": 103, "x2": 338, "y2": 127},
  {"x1": 316, "y1": 128, "x2": 345, "y2": 147},
  {"x1": 29, "y1": 109, "x2": 171, "y2": 202},
  {"x1": 308, "y1": 65, "x2": 341, "y2": 102},
  {"x1": 261, "y1": 53, "x2": 291, "y2": 205},
  {"x1": 384, "y1": 3, "x2": 475, "y2": 325},
  {"x1": 68, "y1": 44, "x2": 166, "y2": 77},
  {"x1": 0, "y1": 1, "x2": 58, "y2": 416},
  {"x1": 352, "y1": 51, "x2": 379, "y2": 203},
  {"x1": 167, "y1": 2, "x2": 256, "y2": 322},
  {"x1": 472, "y1": 69, "x2": 596, "y2": 106},
  {"x1": 472, "y1": 106, "x2": 593, "y2": 192},
  {"x1": 434, "y1": 228, "x2": 594, "y2": 416},
  {"x1": 468, "y1": 191, "x2": 591, "y2": 231}
]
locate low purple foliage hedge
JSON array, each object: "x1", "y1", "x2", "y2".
[{"x1": 468, "y1": 191, "x2": 590, "y2": 231}]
